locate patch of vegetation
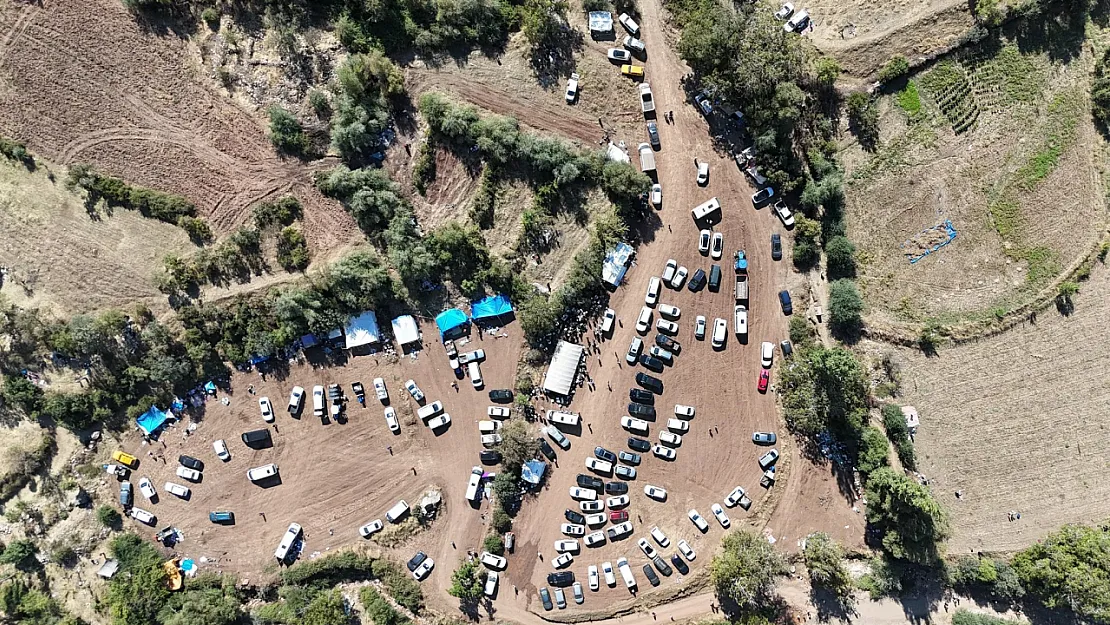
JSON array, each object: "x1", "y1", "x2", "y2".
[
  {"x1": 949, "y1": 555, "x2": 1025, "y2": 602},
  {"x1": 0, "y1": 539, "x2": 39, "y2": 571},
  {"x1": 331, "y1": 51, "x2": 404, "y2": 166},
  {"x1": 847, "y1": 92, "x2": 880, "y2": 151},
  {"x1": 919, "y1": 61, "x2": 978, "y2": 134},
  {"x1": 778, "y1": 346, "x2": 870, "y2": 444},
  {"x1": 470, "y1": 166, "x2": 499, "y2": 229},
  {"x1": 157, "y1": 227, "x2": 267, "y2": 293},
  {"x1": 857, "y1": 556, "x2": 904, "y2": 599},
  {"x1": 896, "y1": 81, "x2": 923, "y2": 119},
  {"x1": 66, "y1": 163, "x2": 198, "y2": 225},
  {"x1": 803, "y1": 533, "x2": 854, "y2": 609},
  {"x1": 1011, "y1": 522, "x2": 1110, "y2": 621},
  {"x1": 0, "y1": 137, "x2": 35, "y2": 170},
  {"x1": 276, "y1": 227, "x2": 310, "y2": 271},
  {"x1": 951, "y1": 612, "x2": 1027, "y2": 625},
  {"x1": 413, "y1": 140, "x2": 436, "y2": 195},
  {"x1": 878, "y1": 55, "x2": 910, "y2": 84},
  {"x1": 710, "y1": 531, "x2": 788, "y2": 612},
  {"x1": 0, "y1": 426, "x2": 55, "y2": 502},
  {"x1": 825, "y1": 236, "x2": 856, "y2": 278},
  {"x1": 791, "y1": 216, "x2": 821, "y2": 269},
  {"x1": 857, "y1": 426, "x2": 890, "y2": 475},
  {"x1": 483, "y1": 534, "x2": 505, "y2": 555},
  {"x1": 334, "y1": 0, "x2": 514, "y2": 58},
  {"x1": 0, "y1": 577, "x2": 75, "y2": 625},
  {"x1": 827, "y1": 278, "x2": 864, "y2": 337},
  {"x1": 864, "y1": 468, "x2": 949, "y2": 564},
  {"x1": 880, "y1": 404, "x2": 916, "y2": 470},
  {"x1": 269, "y1": 106, "x2": 310, "y2": 156},
  {"x1": 361, "y1": 586, "x2": 411, "y2": 625},
  {"x1": 177, "y1": 216, "x2": 213, "y2": 245},
  {"x1": 253, "y1": 196, "x2": 303, "y2": 230},
  {"x1": 447, "y1": 559, "x2": 485, "y2": 612},
  {"x1": 788, "y1": 316, "x2": 814, "y2": 348}
]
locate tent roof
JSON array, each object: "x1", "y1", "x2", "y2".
[
  {"x1": 588, "y1": 11, "x2": 613, "y2": 31},
  {"x1": 542, "y1": 341, "x2": 586, "y2": 396},
  {"x1": 391, "y1": 315, "x2": 421, "y2": 345},
  {"x1": 472, "y1": 294, "x2": 513, "y2": 320},
  {"x1": 435, "y1": 309, "x2": 468, "y2": 335},
  {"x1": 602, "y1": 242, "x2": 634, "y2": 288},
  {"x1": 136, "y1": 405, "x2": 170, "y2": 435},
  {"x1": 344, "y1": 312, "x2": 380, "y2": 348},
  {"x1": 522, "y1": 459, "x2": 547, "y2": 485}
]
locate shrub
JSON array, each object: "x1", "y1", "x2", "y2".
[
  {"x1": 846, "y1": 92, "x2": 880, "y2": 150},
  {"x1": 413, "y1": 141, "x2": 436, "y2": 195},
  {"x1": 177, "y1": 216, "x2": 213, "y2": 245},
  {"x1": 788, "y1": 316, "x2": 813, "y2": 347},
  {"x1": 0, "y1": 540, "x2": 38, "y2": 571},
  {"x1": 825, "y1": 235, "x2": 856, "y2": 278},
  {"x1": 710, "y1": 531, "x2": 788, "y2": 609},
  {"x1": 880, "y1": 404, "x2": 916, "y2": 470},
  {"x1": 277, "y1": 227, "x2": 310, "y2": 271},
  {"x1": 951, "y1": 611, "x2": 1027, "y2": 625},
  {"x1": 253, "y1": 196, "x2": 303, "y2": 229},
  {"x1": 97, "y1": 505, "x2": 122, "y2": 529},
  {"x1": 878, "y1": 55, "x2": 910, "y2": 84},
  {"x1": 858, "y1": 556, "x2": 904, "y2": 599},
  {"x1": 0, "y1": 137, "x2": 34, "y2": 169},
  {"x1": 828, "y1": 279, "x2": 864, "y2": 335},
  {"x1": 308, "y1": 89, "x2": 332, "y2": 119},
  {"x1": 491, "y1": 508, "x2": 512, "y2": 534},
  {"x1": 67, "y1": 164, "x2": 196, "y2": 225},
  {"x1": 361, "y1": 586, "x2": 410, "y2": 625},
  {"x1": 200, "y1": 7, "x2": 220, "y2": 28},
  {"x1": 857, "y1": 426, "x2": 890, "y2": 475},
  {"x1": 483, "y1": 534, "x2": 505, "y2": 555},
  {"x1": 803, "y1": 533, "x2": 854, "y2": 607},
  {"x1": 371, "y1": 559, "x2": 424, "y2": 613},
  {"x1": 268, "y1": 106, "x2": 308, "y2": 155},
  {"x1": 281, "y1": 551, "x2": 376, "y2": 586}
]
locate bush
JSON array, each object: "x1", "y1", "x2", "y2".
[
  {"x1": 253, "y1": 196, "x2": 303, "y2": 229},
  {"x1": 67, "y1": 164, "x2": 196, "y2": 225},
  {"x1": 200, "y1": 7, "x2": 220, "y2": 28},
  {"x1": 0, "y1": 539, "x2": 39, "y2": 571},
  {"x1": 878, "y1": 55, "x2": 910, "y2": 84},
  {"x1": 857, "y1": 426, "x2": 890, "y2": 475},
  {"x1": 846, "y1": 92, "x2": 880, "y2": 151},
  {"x1": 370, "y1": 559, "x2": 424, "y2": 613},
  {"x1": 825, "y1": 235, "x2": 856, "y2": 278},
  {"x1": 483, "y1": 534, "x2": 505, "y2": 555},
  {"x1": 828, "y1": 279, "x2": 863, "y2": 335},
  {"x1": 864, "y1": 468, "x2": 949, "y2": 564},
  {"x1": 97, "y1": 505, "x2": 122, "y2": 529},
  {"x1": 880, "y1": 404, "x2": 916, "y2": 470},
  {"x1": 951, "y1": 611, "x2": 1027, "y2": 625},
  {"x1": 413, "y1": 141, "x2": 437, "y2": 195},
  {"x1": 268, "y1": 106, "x2": 309, "y2": 155},
  {"x1": 1, "y1": 375, "x2": 43, "y2": 415},
  {"x1": 0, "y1": 137, "x2": 34, "y2": 169},
  {"x1": 858, "y1": 556, "x2": 904, "y2": 599},
  {"x1": 803, "y1": 533, "x2": 854, "y2": 606},
  {"x1": 491, "y1": 508, "x2": 512, "y2": 534},
  {"x1": 281, "y1": 551, "x2": 376, "y2": 586},
  {"x1": 361, "y1": 586, "x2": 410, "y2": 625},
  {"x1": 177, "y1": 216, "x2": 213, "y2": 245},
  {"x1": 308, "y1": 90, "x2": 332, "y2": 119},
  {"x1": 711, "y1": 531, "x2": 788, "y2": 609},
  {"x1": 277, "y1": 227, "x2": 310, "y2": 271},
  {"x1": 788, "y1": 316, "x2": 813, "y2": 348}
]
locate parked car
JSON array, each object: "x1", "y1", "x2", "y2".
[
  {"x1": 553, "y1": 553, "x2": 574, "y2": 570},
  {"x1": 711, "y1": 232, "x2": 724, "y2": 259},
  {"x1": 179, "y1": 455, "x2": 203, "y2": 471},
  {"x1": 589, "y1": 565, "x2": 600, "y2": 590},
  {"x1": 607, "y1": 48, "x2": 632, "y2": 62},
  {"x1": 548, "y1": 571, "x2": 575, "y2": 587},
  {"x1": 643, "y1": 485, "x2": 667, "y2": 500},
  {"x1": 711, "y1": 317, "x2": 727, "y2": 347},
  {"x1": 726, "y1": 486, "x2": 747, "y2": 507},
  {"x1": 164, "y1": 482, "x2": 190, "y2": 498},
  {"x1": 573, "y1": 581, "x2": 584, "y2": 604},
  {"x1": 405, "y1": 379, "x2": 425, "y2": 402},
  {"x1": 653, "y1": 555, "x2": 673, "y2": 576},
  {"x1": 581, "y1": 500, "x2": 604, "y2": 513},
  {"x1": 593, "y1": 446, "x2": 617, "y2": 463},
  {"x1": 773, "y1": 200, "x2": 795, "y2": 227},
  {"x1": 630, "y1": 388, "x2": 654, "y2": 404},
  {"x1": 360, "y1": 519, "x2": 384, "y2": 538},
  {"x1": 546, "y1": 426, "x2": 569, "y2": 450},
  {"x1": 752, "y1": 432, "x2": 777, "y2": 445},
  {"x1": 407, "y1": 551, "x2": 428, "y2": 572},
  {"x1": 610, "y1": 509, "x2": 630, "y2": 523},
  {"x1": 711, "y1": 503, "x2": 731, "y2": 528},
  {"x1": 623, "y1": 35, "x2": 646, "y2": 54},
  {"x1": 384, "y1": 407, "x2": 400, "y2": 433},
  {"x1": 413, "y1": 557, "x2": 435, "y2": 580},
  {"x1": 638, "y1": 537, "x2": 658, "y2": 558},
  {"x1": 628, "y1": 402, "x2": 656, "y2": 418},
  {"x1": 653, "y1": 444, "x2": 676, "y2": 460},
  {"x1": 585, "y1": 458, "x2": 613, "y2": 474},
  {"x1": 138, "y1": 477, "x2": 156, "y2": 501},
  {"x1": 119, "y1": 482, "x2": 133, "y2": 507},
  {"x1": 247, "y1": 463, "x2": 278, "y2": 482},
  {"x1": 618, "y1": 12, "x2": 640, "y2": 35},
  {"x1": 671, "y1": 553, "x2": 690, "y2": 575},
  {"x1": 373, "y1": 377, "x2": 389, "y2": 402},
  {"x1": 570, "y1": 487, "x2": 597, "y2": 501},
  {"x1": 651, "y1": 526, "x2": 670, "y2": 547},
  {"x1": 428, "y1": 413, "x2": 451, "y2": 429},
  {"x1": 694, "y1": 92, "x2": 713, "y2": 116},
  {"x1": 565, "y1": 73, "x2": 579, "y2": 103},
  {"x1": 615, "y1": 464, "x2": 637, "y2": 479},
  {"x1": 659, "y1": 431, "x2": 682, "y2": 446},
  {"x1": 259, "y1": 397, "x2": 274, "y2": 422},
  {"x1": 752, "y1": 187, "x2": 775, "y2": 205},
  {"x1": 554, "y1": 539, "x2": 580, "y2": 553},
  {"x1": 565, "y1": 508, "x2": 586, "y2": 524},
  {"x1": 489, "y1": 389, "x2": 514, "y2": 402},
  {"x1": 646, "y1": 120, "x2": 660, "y2": 148},
  {"x1": 636, "y1": 372, "x2": 663, "y2": 393},
  {"x1": 758, "y1": 368, "x2": 770, "y2": 392},
  {"x1": 735, "y1": 305, "x2": 748, "y2": 336},
  {"x1": 618, "y1": 450, "x2": 641, "y2": 464},
  {"x1": 687, "y1": 268, "x2": 707, "y2": 292},
  {"x1": 621, "y1": 63, "x2": 645, "y2": 79},
  {"x1": 485, "y1": 570, "x2": 499, "y2": 597},
  {"x1": 656, "y1": 319, "x2": 678, "y2": 334},
  {"x1": 779, "y1": 289, "x2": 793, "y2": 314},
  {"x1": 605, "y1": 481, "x2": 628, "y2": 495},
  {"x1": 480, "y1": 449, "x2": 501, "y2": 464},
  {"x1": 577, "y1": 474, "x2": 603, "y2": 491},
  {"x1": 662, "y1": 258, "x2": 677, "y2": 282},
  {"x1": 775, "y1": 1, "x2": 795, "y2": 19},
  {"x1": 636, "y1": 306, "x2": 652, "y2": 333},
  {"x1": 650, "y1": 183, "x2": 662, "y2": 206},
  {"x1": 585, "y1": 531, "x2": 607, "y2": 547},
  {"x1": 648, "y1": 345, "x2": 672, "y2": 363},
  {"x1": 540, "y1": 588, "x2": 553, "y2": 611},
  {"x1": 288, "y1": 386, "x2": 305, "y2": 414},
  {"x1": 667, "y1": 418, "x2": 689, "y2": 433},
  {"x1": 621, "y1": 417, "x2": 649, "y2": 433},
  {"x1": 628, "y1": 437, "x2": 651, "y2": 452},
  {"x1": 699, "y1": 229, "x2": 711, "y2": 255},
  {"x1": 481, "y1": 551, "x2": 508, "y2": 569},
  {"x1": 688, "y1": 508, "x2": 709, "y2": 531},
  {"x1": 213, "y1": 439, "x2": 230, "y2": 461},
  {"x1": 670, "y1": 266, "x2": 688, "y2": 289},
  {"x1": 784, "y1": 9, "x2": 810, "y2": 32},
  {"x1": 655, "y1": 334, "x2": 681, "y2": 352},
  {"x1": 761, "y1": 341, "x2": 775, "y2": 368},
  {"x1": 176, "y1": 466, "x2": 201, "y2": 482},
  {"x1": 642, "y1": 564, "x2": 660, "y2": 586},
  {"x1": 694, "y1": 315, "x2": 707, "y2": 339},
  {"x1": 675, "y1": 404, "x2": 695, "y2": 418},
  {"x1": 209, "y1": 511, "x2": 234, "y2": 524},
  {"x1": 129, "y1": 508, "x2": 156, "y2": 525},
  {"x1": 771, "y1": 233, "x2": 782, "y2": 260},
  {"x1": 759, "y1": 449, "x2": 780, "y2": 469},
  {"x1": 678, "y1": 540, "x2": 696, "y2": 560},
  {"x1": 607, "y1": 495, "x2": 630, "y2": 508}
]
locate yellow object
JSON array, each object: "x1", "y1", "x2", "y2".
[
  {"x1": 162, "y1": 559, "x2": 183, "y2": 591},
  {"x1": 111, "y1": 450, "x2": 138, "y2": 469},
  {"x1": 621, "y1": 65, "x2": 644, "y2": 78}
]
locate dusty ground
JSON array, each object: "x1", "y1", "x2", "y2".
[{"x1": 880, "y1": 260, "x2": 1110, "y2": 554}]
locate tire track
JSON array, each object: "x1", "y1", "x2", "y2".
[{"x1": 0, "y1": 4, "x2": 39, "y2": 70}]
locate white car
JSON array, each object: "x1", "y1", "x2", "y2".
[
  {"x1": 570, "y1": 488, "x2": 597, "y2": 501},
  {"x1": 656, "y1": 319, "x2": 678, "y2": 334},
  {"x1": 479, "y1": 420, "x2": 503, "y2": 433},
  {"x1": 480, "y1": 551, "x2": 508, "y2": 569},
  {"x1": 607, "y1": 494, "x2": 630, "y2": 508},
  {"x1": 636, "y1": 306, "x2": 652, "y2": 333},
  {"x1": 623, "y1": 35, "x2": 646, "y2": 53},
  {"x1": 621, "y1": 416, "x2": 649, "y2": 433},
  {"x1": 405, "y1": 379, "x2": 424, "y2": 402},
  {"x1": 725, "y1": 486, "x2": 747, "y2": 508},
  {"x1": 688, "y1": 509, "x2": 709, "y2": 531},
  {"x1": 553, "y1": 553, "x2": 574, "y2": 568},
  {"x1": 618, "y1": 12, "x2": 640, "y2": 35},
  {"x1": 694, "y1": 316, "x2": 706, "y2": 339},
  {"x1": 129, "y1": 508, "x2": 156, "y2": 525},
  {"x1": 608, "y1": 521, "x2": 634, "y2": 538},
  {"x1": 658, "y1": 304, "x2": 680, "y2": 319},
  {"x1": 712, "y1": 317, "x2": 727, "y2": 347},
  {"x1": 601, "y1": 308, "x2": 616, "y2": 334},
  {"x1": 637, "y1": 538, "x2": 658, "y2": 558},
  {"x1": 602, "y1": 561, "x2": 617, "y2": 586},
  {"x1": 711, "y1": 503, "x2": 731, "y2": 528},
  {"x1": 384, "y1": 407, "x2": 400, "y2": 433},
  {"x1": 480, "y1": 433, "x2": 502, "y2": 446},
  {"x1": 554, "y1": 539, "x2": 580, "y2": 553},
  {"x1": 784, "y1": 9, "x2": 810, "y2": 32},
  {"x1": 428, "y1": 413, "x2": 451, "y2": 429},
  {"x1": 627, "y1": 336, "x2": 644, "y2": 364},
  {"x1": 588, "y1": 564, "x2": 600, "y2": 591},
  {"x1": 163, "y1": 482, "x2": 190, "y2": 498},
  {"x1": 775, "y1": 1, "x2": 795, "y2": 19},
  {"x1": 735, "y1": 305, "x2": 748, "y2": 336},
  {"x1": 413, "y1": 557, "x2": 435, "y2": 580},
  {"x1": 651, "y1": 526, "x2": 670, "y2": 547},
  {"x1": 288, "y1": 386, "x2": 305, "y2": 413},
  {"x1": 662, "y1": 259, "x2": 677, "y2": 282},
  {"x1": 671, "y1": 266, "x2": 688, "y2": 289},
  {"x1": 607, "y1": 48, "x2": 632, "y2": 62},
  {"x1": 312, "y1": 385, "x2": 324, "y2": 416},
  {"x1": 247, "y1": 463, "x2": 278, "y2": 482},
  {"x1": 565, "y1": 72, "x2": 579, "y2": 104},
  {"x1": 678, "y1": 540, "x2": 696, "y2": 560},
  {"x1": 667, "y1": 418, "x2": 689, "y2": 432},
  {"x1": 675, "y1": 404, "x2": 695, "y2": 418},
  {"x1": 653, "y1": 444, "x2": 676, "y2": 460},
  {"x1": 711, "y1": 232, "x2": 723, "y2": 259},
  {"x1": 488, "y1": 406, "x2": 510, "y2": 419},
  {"x1": 585, "y1": 458, "x2": 613, "y2": 474},
  {"x1": 643, "y1": 485, "x2": 667, "y2": 501},
  {"x1": 699, "y1": 229, "x2": 711, "y2": 254},
  {"x1": 646, "y1": 276, "x2": 661, "y2": 305},
  {"x1": 615, "y1": 464, "x2": 637, "y2": 479},
  {"x1": 581, "y1": 500, "x2": 604, "y2": 512},
  {"x1": 659, "y1": 431, "x2": 682, "y2": 446},
  {"x1": 176, "y1": 466, "x2": 201, "y2": 482},
  {"x1": 485, "y1": 570, "x2": 499, "y2": 597},
  {"x1": 359, "y1": 519, "x2": 384, "y2": 538},
  {"x1": 650, "y1": 183, "x2": 662, "y2": 206},
  {"x1": 697, "y1": 161, "x2": 709, "y2": 185},
  {"x1": 138, "y1": 477, "x2": 156, "y2": 501},
  {"x1": 373, "y1": 377, "x2": 388, "y2": 402},
  {"x1": 761, "y1": 341, "x2": 775, "y2": 368},
  {"x1": 774, "y1": 200, "x2": 796, "y2": 227},
  {"x1": 561, "y1": 523, "x2": 586, "y2": 536},
  {"x1": 259, "y1": 397, "x2": 274, "y2": 423},
  {"x1": 213, "y1": 439, "x2": 230, "y2": 461},
  {"x1": 648, "y1": 346, "x2": 672, "y2": 362},
  {"x1": 585, "y1": 513, "x2": 607, "y2": 525}
]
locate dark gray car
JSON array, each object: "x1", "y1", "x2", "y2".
[
  {"x1": 642, "y1": 564, "x2": 661, "y2": 586},
  {"x1": 653, "y1": 555, "x2": 673, "y2": 576},
  {"x1": 540, "y1": 588, "x2": 553, "y2": 611},
  {"x1": 628, "y1": 403, "x2": 656, "y2": 418}
]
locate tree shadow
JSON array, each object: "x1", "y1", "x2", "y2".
[
  {"x1": 812, "y1": 587, "x2": 858, "y2": 622},
  {"x1": 530, "y1": 26, "x2": 584, "y2": 88},
  {"x1": 1005, "y1": 1, "x2": 1088, "y2": 63}
]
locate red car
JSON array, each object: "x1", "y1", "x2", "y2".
[
  {"x1": 757, "y1": 368, "x2": 770, "y2": 393},
  {"x1": 609, "y1": 510, "x2": 629, "y2": 523}
]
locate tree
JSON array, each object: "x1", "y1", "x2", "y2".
[
  {"x1": 497, "y1": 419, "x2": 538, "y2": 473},
  {"x1": 483, "y1": 534, "x2": 505, "y2": 555},
  {"x1": 1, "y1": 375, "x2": 43, "y2": 415},
  {"x1": 268, "y1": 106, "x2": 308, "y2": 155},
  {"x1": 107, "y1": 559, "x2": 169, "y2": 625},
  {"x1": 277, "y1": 227, "x2": 310, "y2": 271},
  {"x1": 521, "y1": 0, "x2": 569, "y2": 49},
  {"x1": 447, "y1": 560, "x2": 485, "y2": 609},
  {"x1": 857, "y1": 426, "x2": 890, "y2": 475},
  {"x1": 827, "y1": 279, "x2": 863, "y2": 335},
  {"x1": 878, "y1": 55, "x2": 910, "y2": 84},
  {"x1": 491, "y1": 471, "x2": 520, "y2": 506},
  {"x1": 846, "y1": 92, "x2": 880, "y2": 151},
  {"x1": 864, "y1": 467, "x2": 949, "y2": 564},
  {"x1": 779, "y1": 346, "x2": 870, "y2": 440},
  {"x1": 97, "y1": 505, "x2": 122, "y2": 529},
  {"x1": 710, "y1": 530, "x2": 787, "y2": 609},
  {"x1": 803, "y1": 533, "x2": 854, "y2": 607},
  {"x1": 600, "y1": 161, "x2": 651, "y2": 217},
  {"x1": 880, "y1": 404, "x2": 916, "y2": 470},
  {"x1": 825, "y1": 235, "x2": 856, "y2": 278},
  {"x1": 160, "y1": 582, "x2": 243, "y2": 625},
  {"x1": 815, "y1": 57, "x2": 842, "y2": 85},
  {"x1": 0, "y1": 539, "x2": 38, "y2": 571},
  {"x1": 177, "y1": 216, "x2": 213, "y2": 245},
  {"x1": 301, "y1": 590, "x2": 349, "y2": 625},
  {"x1": 1011, "y1": 522, "x2": 1110, "y2": 621}
]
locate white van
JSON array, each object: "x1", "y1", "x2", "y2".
[
  {"x1": 547, "y1": 410, "x2": 581, "y2": 427},
  {"x1": 248, "y1": 463, "x2": 278, "y2": 482},
  {"x1": 617, "y1": 557, "x2": 637, "y2": 589},
  {"x1": 385, "y1": 500, "x2": 410, "y2": 523},
  {"x1": 274, "y1": 523, "x2": 302, "y2": 561},
  {"x1": 129, "y1": 508, "x2": 156, "y2": 525},
  {"x1": 478, "y1": 420, "x2": 502, "y2": 434},
  {"x1": 466, "y1": 467, "x2": 483, "y2": 501},
  {"x1": 417, "y1": 401, "x2": 444, "y2": 421},
  {"x1": 467, "y1": 361, "x2": 483, "y2": 389},
  {"x1": 734, "y1": 305, "x2": 748, "y2": 336},
  {"x1": 312, "y1": 385, "x2": 324, "y2": 417},
  {"x1": 691, "y1": 197, "x2": 721, "y2": 222}
]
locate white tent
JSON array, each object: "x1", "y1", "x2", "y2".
[
  {"x1": 391, "y1": 315, "x2": 421, "y2": 346},
  {"x1": 344, "y1": 311, "x2": 381, "y2": 349},
  {"x1": 542, "y1": 341, "x2": 586, "y2": 397}
]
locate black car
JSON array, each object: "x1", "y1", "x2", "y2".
[
  {"x1": 547, "y1": 571, "x2": 575, "y2": 587},
  {"x1": 771, "y1": 234, "x2": 782, "y2": 261},
  {"x1": 577, "y1": 474, "x2": 604, "y2": 491},
  {"x1": 653, "y1": 555, "x2": 673, "y2": 576},
  {"x1": 178, "y1": 455, "x2": 204, "y2": 471},
  {"x1": 642, "y1": 564, "x2": 661, "y2": 586},
  {"x1": 594, "y1": 446, "x2": 617, "y2": 463},
  {"x1": 480, "y1": 450, "x2": 502, "y2": 465},
  {"x1": 538, "y1": 438, "x2": 557, "y2": 461},
  {"x1": 629, "y1": 388, "x2": 655, "y2": 404},
  {"x1": 687, "y1": 268, "x2": 707, "y2": 292},
  {"x1": 778, "y1": 289, "x2": 793, "y2": 315},
  {"x1": 540, "y1": 588, "x2": 553, "y2": 611},
  {"x1": 639, "y1": 355, "x2": 664, "y2": 371},
  {"x1": 242, "y1": 429, "x2": 273, "y2": 448},
  {"x1": 605, "y1": 481, "x2": 628, "y2": 495},
  {"x1": 708, "y1": 264, "x2": 722, "y2": 291},
  {"x1": 646, "y1": 121, "x2": 660, "y2": 149},
  {"x1": 628, "y1": 403, "x2": 656, "y2": 418},
  {"x1": 628, "y1": 437, "x2": 651, "y2": 452},
  {"x1": 489, "y1": 389, "x2": 514, "y2": 403},
  {"x1": 636, "y1": 372, "x2": 663, "y2": 394},
  {"x1": 670, "y1": 553, "x2": 689, "y2": 575},
  {"x1": 407, "y1": 551, "x2": 427, "y2": 572},
  {"x1": 564, "y1": 509, "x2": 586, "y2": 524},
  {"x1": 654, "y1": 335, "x2": 681, "y2": 353}
]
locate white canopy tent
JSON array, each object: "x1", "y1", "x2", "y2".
[
  {"x1": 344, "y1": 311, "x2": 381, "y2": 349},
  {"x1": 391, "y1": 315, "x2": 421, "y2": 346},
  {"x1": 542, "y1": 341, "x2": 586, "y2": 397}
]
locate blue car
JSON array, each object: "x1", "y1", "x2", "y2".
[{"x1": 778, "y1": 290, "x2": 793, "y2": 315}]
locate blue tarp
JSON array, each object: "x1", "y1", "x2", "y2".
[
  {"x1": 249, "y1": 354, "x2": 270, "y2": 366},
  {"x1": 471, "y1": 294, "x2": 513, "y2": 320},
  {"x1": 436, "y1": 309, "x2": 468, "y2": 336},
  {"x1": 522, "y1": 459, "x2": 547, "y2": 485},
  {"x1": 204, "y1": 381, "x2": 217, "y2": 394},
  {"x1": 136, "y1": 405, "x2": 170, "y2": 435},
  {"x1": 602, "y1": 242, "x2": 634, "y2": 288},
  {"x1": 300, "y1": 334, "x2": 318, "y2": 348}
]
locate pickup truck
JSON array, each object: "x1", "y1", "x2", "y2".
[
  {"x1": 638, "y1": 83, "x2": 655, "y2": 115},
  {"x1": 565, "y1": 73, "x2": 579, "y2": 104},
  {"x1": 444, "y1": 340, "x2": 460, "y2": 370},
  {"x1": 638, "y1": 143, "x2": 656, "y2": 172},
  {"x1": 734, "y1": 275, "x2": 749, "y2": 303}
]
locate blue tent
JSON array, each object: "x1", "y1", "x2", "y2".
[
  {"x1": 521, "y1": 459, "x2": 547, "y2": 485},
  {"x1": 136, "y1": 405, "x2": 170, "y2": 435},
  {"x1": 471, "y1": 294, "x2": 513, "y2": 321},
  {"x1": 435, "y1": 309, "x2": 468, "y2": 337}
]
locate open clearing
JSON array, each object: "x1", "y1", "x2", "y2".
[
  {"x1": 842, "y1": 41, "x2": 1103, "y2": 327},
  {"x1": 883, "y1": 261, "x2": 1110, "y2": 553}
]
